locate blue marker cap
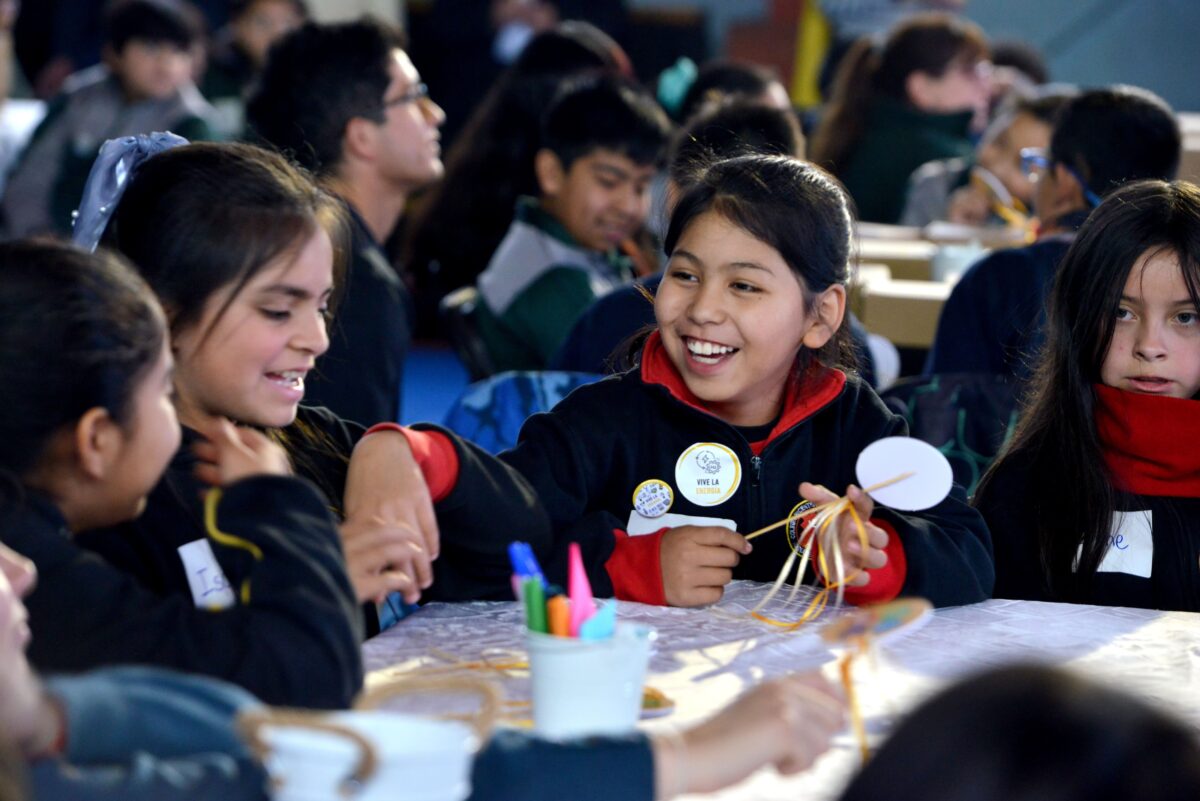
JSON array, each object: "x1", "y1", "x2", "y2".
[{"x1": 507, "y1": 541, "x2": 547, "y2": 587}]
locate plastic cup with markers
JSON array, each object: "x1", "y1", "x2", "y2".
[{"x1": 510, "y1": 541, "x2": 661, "y2": 739}]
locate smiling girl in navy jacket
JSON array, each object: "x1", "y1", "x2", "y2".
[{"x1": 493, "y1": 154, "x2": 993, "y2": 607}]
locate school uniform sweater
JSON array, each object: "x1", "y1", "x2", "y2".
[
  {"x1": 76, "y1": 406, "x2": 550, "y2": 628},
  {"x1": 476, "y1": 197, "x2": 634, "y2": 371},
  {"x1": 978, "y1": 385, "x2": 1200, "y2": 611},
  {"x1": 3, "y1": 475, "x2": 363, "y2": 710},
  {"x1": 501, "y1": 332, "x2": 994, "y2": 607}
]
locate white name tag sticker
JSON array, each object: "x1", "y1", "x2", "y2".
[
  {"x1": 1095, "y1": 510, "x2": 1154, "y2": 579},
  {"x1": 178, "y1": 539, "x2": 237, "y2": 610},
  {"x1": 626, "y1": 511, "x2": 738, "y2": 538}
]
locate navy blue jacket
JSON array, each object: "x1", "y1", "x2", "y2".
[{"x1": 507, "y1": 333, "x2": 994, "y2": 607}]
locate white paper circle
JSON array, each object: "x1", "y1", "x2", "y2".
[{"x1": 855, "y1": 437, "x2": 952, "y2": 511}]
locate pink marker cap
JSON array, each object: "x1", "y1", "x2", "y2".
[{"x1": 567, "y1": 542, "x2": 596, "y2": 637}]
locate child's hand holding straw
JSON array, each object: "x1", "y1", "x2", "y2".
[{"x1": 798, "y1": 482, "x2": 889, "y2": 587}]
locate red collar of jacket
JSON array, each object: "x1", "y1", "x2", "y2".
[
  {"x1": 1095, "y1": 383, "x2": 1200, "y2": 497},
  {"x1": 639, "y1": 331, "x2": 846, "y2": 453}
]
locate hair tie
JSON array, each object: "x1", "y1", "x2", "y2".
[
  {"x1": 657, "y1": 57, "x2": 698, "y2": 119},
  {"x1": 72, "y1": 132, "x2": 190, "y2": 252}
]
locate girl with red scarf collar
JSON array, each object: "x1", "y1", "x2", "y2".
[{"x1": 977, "y1": 180, "x2": 1200, "y2": 610}]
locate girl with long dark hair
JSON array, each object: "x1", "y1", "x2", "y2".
[{"x1": 977, "y1": 179, "x2": 1200, "y2": 610}]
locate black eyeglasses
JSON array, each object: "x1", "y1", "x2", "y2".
[{"x1": 383, "y1": 82, "x2": 430, "y2": 108}]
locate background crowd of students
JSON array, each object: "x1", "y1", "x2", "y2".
[{"x1": 1, "y1": 0, "x2": 1200, "y2": 799}]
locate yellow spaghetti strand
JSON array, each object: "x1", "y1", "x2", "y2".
[
  {"x1": 746, "y1": 485, "x2": 873, "y2": 630},
  {"x1": 840, "y1": 637, "x2": 870, "y2": 764},
  {"x1": 203, "y1": 487, "x2": 263, "y2": 604}
]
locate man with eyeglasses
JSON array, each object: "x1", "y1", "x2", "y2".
[
  {"x1": 926, "y1": 86, "x2": 1181, "y2": 380},
  {"x1": 247, "y1": 17, "x2": 446, "y2": 429}
]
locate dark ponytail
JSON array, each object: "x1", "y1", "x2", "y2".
[{"x1": 810, "y1": 13, "x2": 989, "y2": 174}]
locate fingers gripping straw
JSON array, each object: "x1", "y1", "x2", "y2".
[{"x1": 742, "y1": 437, "x2": 953, "y2": 629}]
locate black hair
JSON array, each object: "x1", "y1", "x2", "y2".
[
  {"x1": 540, "y1": 74, "x2": 672, "y2": 171},
  {"x1": 676, "y1": 60, "x2": 782, "y2": 124},
  {"x1": 810, "y1": 13, "x2": 989, "y2": 173},
  {"x1": 840, "y1": 664, "x2": 1200, "y2": 801},
  {"x1": 403, "y1": 22, "x2": 630, "y2": 300},
  {"x1": 667, "y1": 98, "x2": 804, "y2": 189},
  {"x1": 246, "y1": 17, "x2": 406, "y2": 175},
  {"x1": 1049, "y1": 86, "x2": 1181, "y2": 204},
  {"x1": 992, "y1": 39, "x2": 1049, "y2": 85},
  {"x1": 0, "y1": 240, "x2": 165, "y2": 490},
  {"x1": 663, "y1": 154, "x2": 856, "y2": 372},
  {"x1": 978, "y1": 180, "x2": 1200, "y2": 597},
  {"x1": 103, "y1": 142, "x2": 349, "y2": 340},
  {"x1": 104, "y1": 0, "x2": 200, "y2": 52}
]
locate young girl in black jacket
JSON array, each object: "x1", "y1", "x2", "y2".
[
  {"x1": 0, "y1": 240, "x2": 363, "y2": 708},
  {"x1": 72, "y1": 142, "x2": 550, "y2": 649},
  {"x1": 502, "y1": 154, "x2": 994, "y2": 608}
]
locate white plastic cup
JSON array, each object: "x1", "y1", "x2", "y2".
[
  {"x1": 257, "y1": 711, "x2": 478, "y2": 801},
  {"x1": 527, "y1": 622, "x2": 656, "y2": 739}
]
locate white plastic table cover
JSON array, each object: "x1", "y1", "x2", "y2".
[{"x1": 361, "y1": 581, "x2": 1200, "y2": 800}]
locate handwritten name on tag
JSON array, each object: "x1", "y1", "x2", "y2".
[
  {"x1": 1087, "y1": 510, "x2": 1154, "y2": 579},
  {"x1": 178, "y1": 539, "x2": 237, "y2": 610}
]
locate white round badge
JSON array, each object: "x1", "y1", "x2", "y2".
[
  {"x1": 632, "y1": 479, "x2": 674, "y2": 518},
  {"x1": 674, "y1": 443, "x2": 742, "y2": 507},
  {"x1": 854, "y1": 436, "x2": 953, "y2": 511}
]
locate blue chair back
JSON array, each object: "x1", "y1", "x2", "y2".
[{"x1": 443, "y1": 370, "x2": 602, "y2": 454}]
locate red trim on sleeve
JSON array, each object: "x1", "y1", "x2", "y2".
[
  {"x1": 605, "y1": 528, "x2": 668, "y2": 606},
  {"x1": 364, "y1": 423, "x2": 460, "y2": 503},
  {"x1": 841, "y1": 518, "x2": 907, "y2": 606}
]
